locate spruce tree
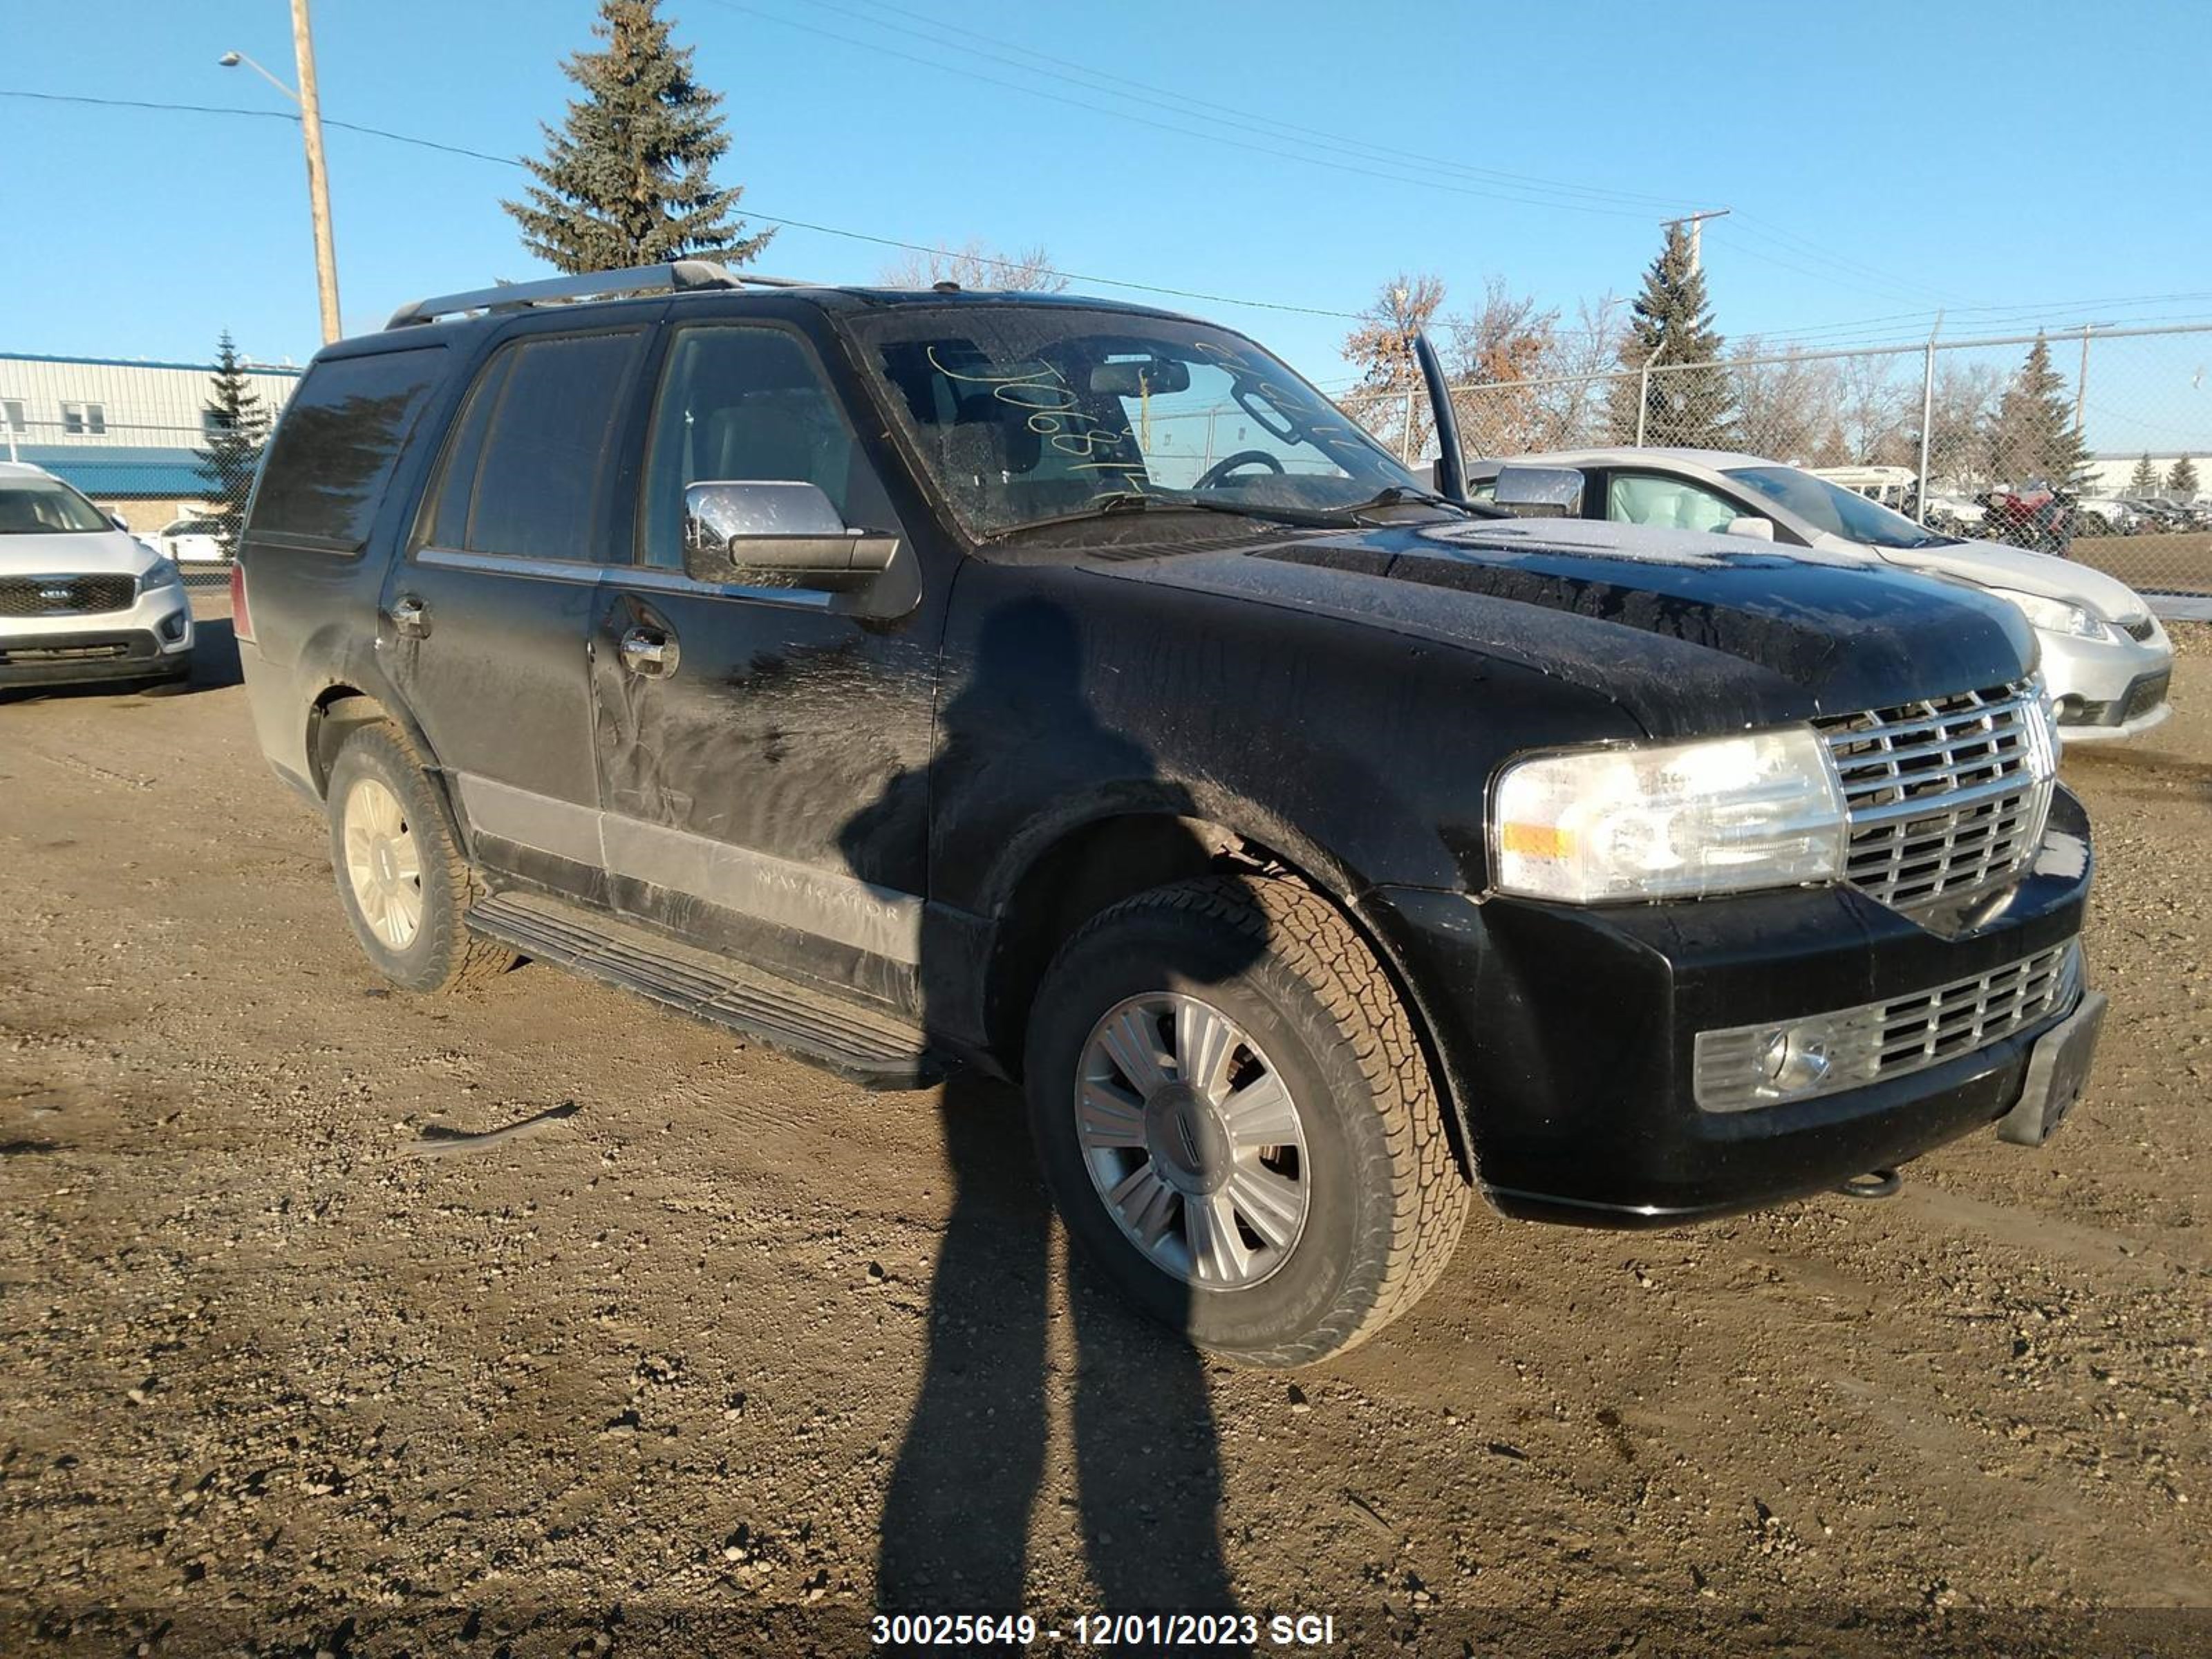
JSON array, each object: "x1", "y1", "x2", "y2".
[
  {"x1": 505, "y1": 0, "x2": 772, "y2": 274},
  {"x1": 2168, "y1": 454, "x2": 2199, "y2": 497},
  {"x1": 2128, "y1": 452, "x2": 2162, "y2": 493},
  {"x1": 1608, "y1": 224, "x2": 1732, "y2": 447},
  {"x1": 192, "y1": 331, "x2": 269, "y2": 556},
  {"x1": 1987, "y1": 334, "x2": 2092, "y2": 490}
]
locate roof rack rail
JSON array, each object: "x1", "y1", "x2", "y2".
[{"x1": 383, "y1": 261, "x2": 812, "y2": 330}]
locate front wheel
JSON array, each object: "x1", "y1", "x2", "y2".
[{"x1": 1024, "y1": 876, "x2": 1468, "y2": 1368}]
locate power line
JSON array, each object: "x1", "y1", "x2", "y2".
[
  {"x1": 1725, "y1": 210, "x2": 1965, "y2": 308},
  {"x1": 695, "y1": 0, "x2": 1666, "y2": 221},
  {"x1": 796, "y1": 0, "x2": 1693, "y2": 213},
  {"x1": 15, "y1": 87, "x2": 2204, "y2": 353},
  {"x1": 0, "y1": 87, "x2": 1362, "y2": 321},
  {"x1": 805, "y1": 0, "x2": 1973, "y2": 311}
]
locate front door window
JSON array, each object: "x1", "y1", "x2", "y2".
[{"x1": 1605, "y1": 472, "x2": 1743, "y2": 535}]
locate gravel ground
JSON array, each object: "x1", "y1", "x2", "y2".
[{"x1": 1, "y1": 600, "x2": 2206, "y2": 1658}]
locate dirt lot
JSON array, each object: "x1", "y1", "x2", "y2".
[
  {"x1": 2, "y1": 599, "x2": 2208, "y2": 1657},
  {"x1": 2070, "y1": 531, "x2": 2211, "y2": 599}
]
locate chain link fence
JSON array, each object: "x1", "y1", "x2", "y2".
[
  {"x1": 1343, "y1": 322, "x2": 2212, "y2": 618},
  {"x1": 5, "y1": 416, "x2": 261, "y2": 585}
]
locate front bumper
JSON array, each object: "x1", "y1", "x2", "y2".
[
  {"x1": 0, "y1": 589, "x2": 194, "y2": 687},
  {"x1": 1362, "y1": 787, "x2": 2096, "y2": 1225},
  {"x1": 2038, "y1": 617, "x2": 2173, "y2": 741}
]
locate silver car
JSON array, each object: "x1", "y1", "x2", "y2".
[
  {"x1": 1466, "y1": 448, "x2": 2173, "y2": 743},
  {"x1": 0, "y1": 462, "x2": 194, "y2": 691}
]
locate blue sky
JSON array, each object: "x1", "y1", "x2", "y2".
[{"x1": 3, "y1": 0, "x2": 2209, "y2": 395}]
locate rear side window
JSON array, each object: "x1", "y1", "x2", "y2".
[
  {"x1": 249, "y1": 347, "x2": 444, "y2": 552},
  {"x1": 428, "y1": 330, "x2": 641, "y2": 563}
]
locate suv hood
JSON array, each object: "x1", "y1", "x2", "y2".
[
  {"x1": 1085, "y1": 516, "x2": 2038, "y2": 740},
  {"x1": 0, "y1": 529, "x2": 157, "y2": 579},
  {"x1": 1834, "y1": 533, "x2": 2151, "y2": 624}
]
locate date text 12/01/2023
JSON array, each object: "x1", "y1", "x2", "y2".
[{"x1": 870, "y1": 1613, "x2": 1340, "y2": 1647}]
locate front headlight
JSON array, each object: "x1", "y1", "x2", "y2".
[
  {"x1": 1492, "y1": 727, "x2": 1847, "y2": 903},
  {"x1": 1996, "y1": 588, "x2": 2110, "y2": 641},
  {"x1": 139, "y1": 557, "x2": 184, "y2": 594}
]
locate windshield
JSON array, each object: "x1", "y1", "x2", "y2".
[
  {"x1": 843, "y1": 305, "x2": 1426, "y2": 538},
  {"x1": 1723, "y1": 465, "x2": 1953, "y2": 550},
  {"x1": 0, "y1": 479, "x2": 113, "y2": 535}
]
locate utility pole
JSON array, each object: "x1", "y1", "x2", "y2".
[
  {"x1": 221, "y1": 13, "x2": 342, "y2": 345},
  {"x1": 1660, "y1": 208, "x2": 1732, "y2": 274},
  {"x1": 290, "y1": 0, "x2": 341, "y2": 344}
]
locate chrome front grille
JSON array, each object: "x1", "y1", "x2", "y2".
[
  {"x1": 1818, "y1": 681, "x2": 2056, "y2": 919},
  {"x1": 1695, "y1": 939, "x2": 2081, "y2": 1112}
]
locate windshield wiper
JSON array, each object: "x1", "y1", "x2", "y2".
[
  {"x1": 980, "y1": 491, "x2": 1172, "y2": 541},
  {"x1": 984, "y1": 482, "x2": 1470, "y2": 542}
]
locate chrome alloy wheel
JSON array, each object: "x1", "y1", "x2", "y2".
[
  {"x1": 341, "y1": 777, "x2": 424, "y2": 951},
  {"x1": 1074, "y1": 993, "x2": 1311, "y2": 1291}
]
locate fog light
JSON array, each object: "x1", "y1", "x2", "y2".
[
  {"x1": 158, "y1": 609, "x2": 188, "y2": 642},
  {"x1": 1756, "y1": 1027, "x2": 1833, "y2": 1096}
]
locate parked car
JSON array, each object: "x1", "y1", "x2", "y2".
[
  {"x1": 0, "y1": 461, "x2": 194, "y2": 691},
  {"x1": 236, "y1": 264, "x2": 2101, "y2": 1365},
  {"x1": 1809, "y1": 464, "x2": 1916, "y2": 512},
  {"x1": 1466, "y1": 449, "x2": 2172, "y2": 742},
  {"x1": 2123, "y1": 497, "x2": 2188, "y2": 532},
  {"x1": 1923, "y1": 494, "x2": 1986, "y2": 538},
  {"x1": 155, "y1": 515, "x2": 231, "y2": 563},
  {"x1": 2070, "y1": 496, "x2": 2144, "y2": 538}
]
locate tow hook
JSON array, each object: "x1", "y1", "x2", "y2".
[{"x1": 1835, "y1": 1168, "x2": 1902, "y2": 1201}]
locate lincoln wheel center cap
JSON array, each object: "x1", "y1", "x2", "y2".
[{"x1": 1144, "y1": 1082, "x2": 1230, "y2": 1196}]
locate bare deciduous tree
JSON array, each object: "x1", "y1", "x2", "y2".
[
  {"x1": 1341, "y1": 273, "x2": 1447, "y2": 458},
  {"x1": 1834, "y1": 353, "x2": 1918, "y2": 466},
  {"x1": 1920, "y1": 359, "x2": 2005, "y2": 489},
  {"x1": 1444, "y1": 279, "x2": 1559, "y2": 456},
  {"x1": 1729, "y1": 339, "x2": 1838, "y2": 465},
  {"x1": 877, "y1": 239, "x2": 1070, "y2": 292},
  {"x1": 1525, "y1": 295, "x2": 1629, "y2": 451}
]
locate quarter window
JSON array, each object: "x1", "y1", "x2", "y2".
[
  {"x1": 639, "y1": 326, "x2": 895, "y2": 569},
  {"x1": 248, "y1": 347, "x2": 446, "y2": 552}
]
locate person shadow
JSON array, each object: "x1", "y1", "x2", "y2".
[{"x1": 845, "y1": 595, "x2": 1253, "y2": 1647}]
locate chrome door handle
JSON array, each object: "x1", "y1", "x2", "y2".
[
  {"x1": 388, "y1": 594, "x2": 430, "y2": 638},
  {"x1": 618, "y1": 626, "x2": 677, "y2": 677}
]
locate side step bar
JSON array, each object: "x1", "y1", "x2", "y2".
[{"x1": 467, "y1": 891, "x2": 942, "y2": 1089}]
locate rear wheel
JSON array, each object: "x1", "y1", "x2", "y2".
[
  {"x1": 325, "y1": 722, "x2": 514, "y2": 993},
  {"x1": 1024, "y1": 875, "x2": 1468, "y2": 1368}
]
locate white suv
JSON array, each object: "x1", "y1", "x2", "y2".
[{"x1": 0, "y1": 462, "x2": 194, "y2": 691}]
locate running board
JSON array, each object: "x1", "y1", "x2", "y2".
[{"x1": 466, "y1": 891, "x2": 941, "y2": 1089}]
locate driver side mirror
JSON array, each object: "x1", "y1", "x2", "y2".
[
  {"x1": 1724, "y1": 516, "x2": 1775, "y2": 541},
  {"x1": 682, "y1": 481, "x2": 899, "y2": 593},
  {"x1": 1491, "y1": 465, "x2": 1584, "y2": 518}
]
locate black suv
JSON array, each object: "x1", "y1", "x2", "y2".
[{"x1": 235, "y1": 262, "x2": 2103, "y2": 1366}]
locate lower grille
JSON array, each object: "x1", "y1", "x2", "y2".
[
  {"x1": 2122, "y1": 670, "x2": 2171, "y2": 721},
  {"x1": 2076, "y1": 669, "x2": 2173, "y2": 729},
  {"x1": 1694, "y1": 939, "x2": 2081, "y2": 1112},
  {"x1": 0, "y1": 641, "x2": 131, "y2": 663},
  {"x1": 0, "y1": 574, "x2": 136, "y2": 617}
]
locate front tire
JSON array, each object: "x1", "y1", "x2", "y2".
[
  {"x1": 325, "y1": 722, "x2": 514, "y2": 993},
  {"x1": 1024, "y1": 876, "x2": 1468, "y2": 1368}
]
